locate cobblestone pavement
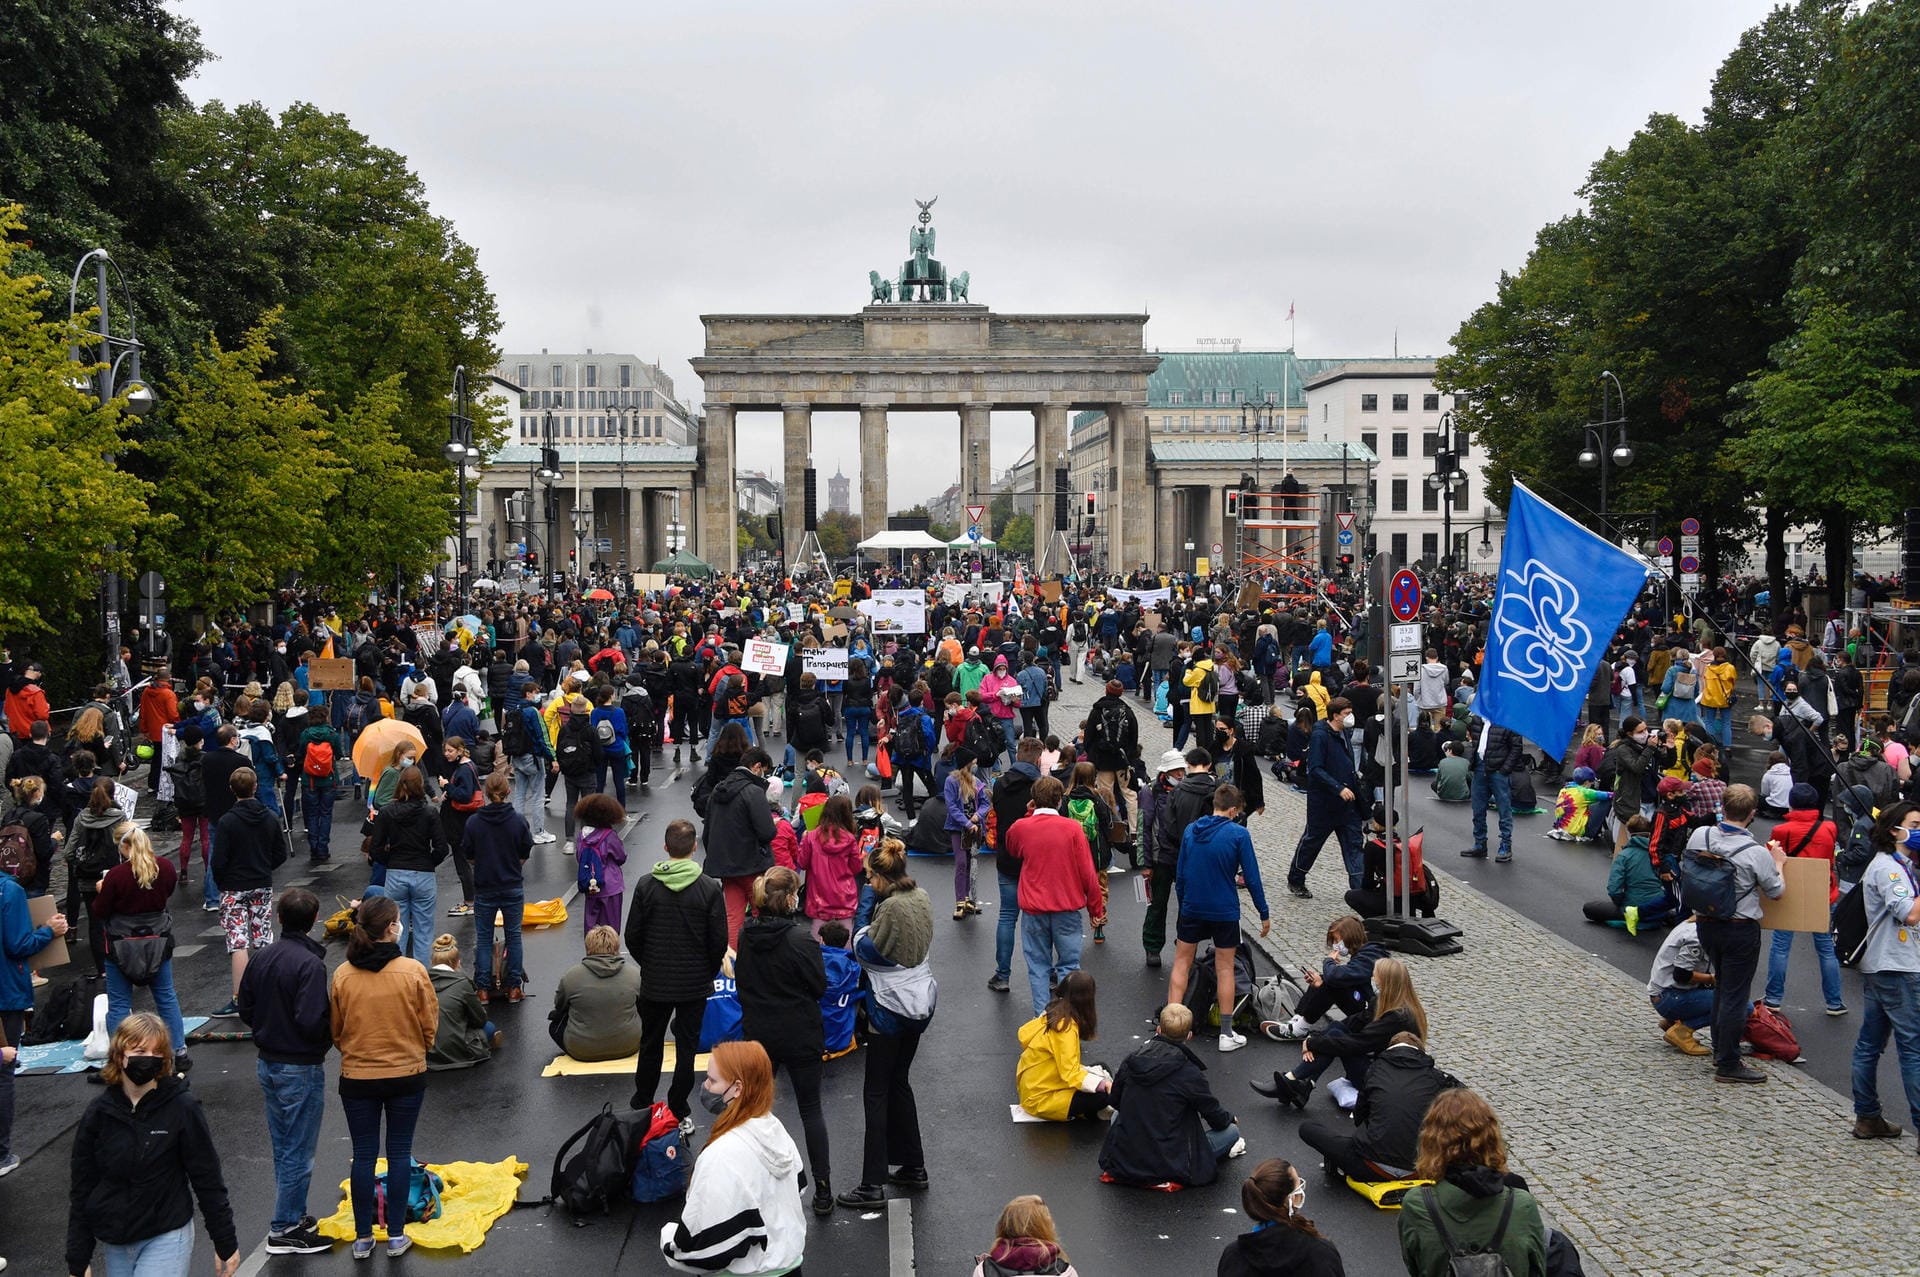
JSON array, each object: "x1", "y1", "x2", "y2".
[{"x1": 1049, "y1": 672, "x2": 1920, "y2": 1277}]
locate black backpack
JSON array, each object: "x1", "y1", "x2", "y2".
[
  {"x1": 1679, "y1": 829, "x2": 1748, "y2": 921},
  {"x1": 1833, "y1": 812, "x2": 1879, "y2": 888},
  {"x1": 69, "y1": 822, "x2": 121, "y2": 888},
  {"x1": 1197, "y1": 665, "x2": 1220, "y2": 703},
  {"x1": 502, "y1": 706, "x2": 532, "y2": 758},
  {"x1": 1095, "y1": 699, "x2": 1136, "y2": 756},
  {"x1": 545, "y1": 1103, "x2": 644, "y2": 1221},
  {"x1": 1833, "y1": 884, "x2": 1874, "y2": 968},
  {"x1": 24, "y1": 979, "x2": 93, "y2": 1045},
  {"x1": 965, "y1": 710, "x2": 1003, "y2": 763},
  {"x1": 892, "y1": 710, "x2": 928, "y2": 763}
]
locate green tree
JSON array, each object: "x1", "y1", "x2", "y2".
[
  {"x1": 998, "y1": 513, "x2": 1035, "y2": 555},
  {"x1": 307, "y1": 376, "x2": 452, "y2": 600},
  {"x1": 816, "y1": 511, "x2": 861, "y2": 560},
  {"x1": 144, "y1": 316, "x2": 341, "y2": 613},
  {"x1": 738, "y1": 509, "x2": 775, "y2": 552},
  {"x1": 0, "y1": 206, "x2": 154, "y2": 639}
]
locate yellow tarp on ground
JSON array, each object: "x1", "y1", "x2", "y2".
[
  {"x1": 316, "y1": 1157, "x2": 528, "y2": 1251},
  {"x1": 541, "y1": 1043, "x2": 710, "y2": 1077}
]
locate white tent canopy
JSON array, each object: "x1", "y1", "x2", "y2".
[
  {"x1": 946, "y1": 533, "x2": 997, "y2": 549},
  {"x1": 856, "y1": 530, "x2": 947, "y2": 551}
]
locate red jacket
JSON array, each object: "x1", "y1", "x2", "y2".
[
  {"x1": 6, "y1": 680, "x2": 49, "y2": 740},
  {"x1": 139, "y1": 684, "x2": 179, "y2": 741},
  {"x1": 1008, "y1": 810, "x2": 1103, "y2": 918},
  {"x1": 1773, "y1": 806, "x2": 1839, "y2": 903}
]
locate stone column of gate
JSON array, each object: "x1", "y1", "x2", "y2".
[
  {"x1": 698, "y1": 403, "x2": 737, "y2": 572},
  {"x1": 859, "y1": 403, "x2": 889, "y2": 541},
  {"x1": 1033, "y1": 404, "x2": 1070, "y2": 576},
  {"x1": 1157, "y1": 483, "x2": 1178, "y2": 575},
  {"x1": 1202, "y1": 483, "x2": 1226, "y2": 574},
  {"x1": 960, "y1": 404, "x2": 992, "y2": 539},
  {"x1": 1110, "y1": 403, "x2": 1153, "y2": 571},
  {"x1": 675, "y1": 484, "x2": 695, "y2": 563},
  {"x1": 782, "y1": 403, "x2": 812, "y2": 565}
]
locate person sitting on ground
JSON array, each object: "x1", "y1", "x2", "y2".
[
  {"x1": 1299, "y1": 1030, "x2": 1456, "y2": 1189},
  {"x1": 1582, "y1": 815, "x2": 1679, "y2": 935},
  {"x1": 1430, "y1": 741, "x2": 1471, "y2": 803},
  {"x1": 1216, "y1": 1158, "x2": 1345, "y2": 1277},
  {"x1": 971, "y1": 1194, "x2": 1081, "y2": 1277},
  {"x1": 550, "y1": 924, "x2": 644, "y2": 1062},
  {"x1": 1266, "y1": 915, "x2": 1387, "y2": 1041},
  {"x1": 1757, "y1": 749, "x2": 1794, "y2": 817},
  {"x1": 1406, "y1": 716, "x2": 1441, "y2": 774},
  {"x1": 1015, "y1": 970, "x2": 1110, "y2": 1120},
  {"x1": 1646, "y1": 913, "x2": 1714, "y2": 1057},
  {"x1": 1097, "y1": 1002, "x2": 1245, "y2": 1188},
  {"x1": 1252, "y1": 957, "x2": 1428, "y2": 1110},
  {"x1": 1397, "y1": 1089, "x2": 1548, "y2": 1277},
  {"x1": 426, "y1": 932, "x2": 499, "y2": 1070},
  {"x1": 1546, "y1": 767, "x2": 1612, "y2": 843},
  {"x1": 1344, "y1": 805, "x2": 1440, "y2": 921}
]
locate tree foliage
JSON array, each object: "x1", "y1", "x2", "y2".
[
  {"x1": 0, "y1": 206, "x2": 154, "y2": 639},
  {"x1": 999, "y1": 513, "x2": 1035, "y2": 555},
  {"x1": 307, "y1": 377, "x2": 453, "y2": 601}
]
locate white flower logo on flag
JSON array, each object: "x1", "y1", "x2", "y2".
[{"x1": 1493, "y1": 559, "x2": 1592, "y2": 693}]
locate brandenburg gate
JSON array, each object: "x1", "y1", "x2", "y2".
[{"x1": 690, "y1": 201, "x2": 1160, "y2": 572}]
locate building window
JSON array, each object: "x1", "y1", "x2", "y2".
[
  {"x1": 1451, "y1": 482, "x2": 1469, "y2": 510},
  {"x1": 1181, "y1": 415, "x2": 1191, "y2": 431},
  {"x1": 1423, "y1": 393, "x2": 1440, "y2": 411},
  {"x1": 1391, "y1": 532, "x2": 1408, "y2": 563},
  {"x1": 1169, "y1": 391, "x2": 1183, "y2": 405},
  {"x1": 1322, "y1": 403, "x2": 1328, "y2": 422},
  {"x1": 1423, "y1": 432, "x2": 1441, "y2": 457},
  {"x1": 1360, "y1": 394, "x2": 1378, "y2": 412},
  {"x1": 550, "y1": 363, "x2": 563, "y2": 385},
  {"x1": 562, "y1": 417, "x2": 573, "y2": 438},
  {"x1": 1422, "y1": 483, "x2": 1439, "y2": 512},
  {"x1": 584, "y1": 365, "x2": 598, "y2": 388},
  {"x1": 620, "y1": 364, "x2": 631, "y2": 388},
  {"x1": 516, "y1": 363, "x2": 529, "y2": 385},
  {"x1": 1422, "y1": 532, "x2": 1439, "y2": 562},
  {"x1": 1365, "y1": 533, "x2": 1378, "y2": 557},
  {"x1": 1266, "y1": 391, "x2": 1277, "y2": 405},
  {"x1": 563, "y1": 391, "x2": 573, "y2": 409},
  {"x1": 1392, "y1": 394, "x2": 1408, "y2": 411},
  {"x1": 1368, "y1": 479, "x2": 1378, "y2": 510},
  {"x1": 644, "y1": 390, "x2": 654, "y2": 409},
  {"x1": 1392, "y1": 433, "x2": 1409, "y2": 457},
  {"x1": 1391, "y1": 479, "x2": 1408, "y2": 512},
  {"x1": 1361, "y1": 431, "x2": 1378, "y2": 455}
]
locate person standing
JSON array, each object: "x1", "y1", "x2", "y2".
[
  {"x1": 1182, "y1": 644, "x2": 1219, "y2": 753},
  {"x1": 93, "y1": 827, "x2": 188, "y2": 1067},
  {"x1": 296, "y1": 713, "x2": 342, "y2": 863},
  {"x1": 237, "y1": 888, "x2": 334, "y2": 1256},
  {"x1": 464, "y1": 771, "x2": 532, "y2": 1004},
  {"x1": 64, "y1": 1014, "x2": 241, "y2": 1277},
  {"x1": 210, "y1": 767, "x2": 284, "y2": 1018},
  {"x1": 1849, "y1": 801, "x2": 1920, "y2": 1142},
  {"x1": 1461, "y1": 715, "x2": 1525, "y2": 864},
  {"x1": 440, "y1": 736, "x2": 482, "y2": 918},
  {"x1": 1007, "y1": 777, "x2": 1106, "y2": 1018},
  {"x1": 986, "y1": 737, "x2": 1044, "y2": 994},
  {"x1": 701, "y1": 747, "x2": 778, "y2": 947},
  {"x1": 942, "y1": 748, "x2": 989, "y2": 921},
  {"x1": 1, "y1": 854, "x2": 67, "y2": 1177},
  {"x1": 1682, "y1": 784, "x2": 1786, "y2": 1085},
  {"x1": 1167, "y1": 784, "x2": 1270, "y2": 1053},
  {"x1": 505, "y1": 682, "x2": 557, "y2": 844},
  {"x1": 628, "y1": 818, "x2": 728, "y2": 1135},
  {"x1": 1288, "y1": 700, "x2": 1365, "y2": 896},
  {"x1": 367, "y1": 766, "x2": 450, "y2": 966},
  {"x1": 329, "y1": 895, "x2": 437, "y2": 1261},
  {"x1": 200, "y1": 725, "x2": 252, "y2": 913}
]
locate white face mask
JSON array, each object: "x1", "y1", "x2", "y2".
[
  {"x1": 1633, "y1": 731, "x2": 1649, "y2": 744},
  {"x1": 1289, "y1": 1183, "x2": 1307, "y2": 1213}
]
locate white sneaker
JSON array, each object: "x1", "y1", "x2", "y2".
[
  {"x1": 532, "y1": 831, "x2": 557, "y2": 844},
  {"x1": 563, "y1": 840, "x2": 575, "y2": 856},
  {"x1": 1328, "y1": 1078, "x2": 1360, "y2": 1110},
  {"x1": 1266, "y1": 1015, "x2": 1311, "y2": 1041},
  {"x1": 1218, "y1": 1030, "x2": 1247, "y2": 1053},
  {"x1": 1226, "y1": 1136, "x2": 1248, "y2": 1159}
]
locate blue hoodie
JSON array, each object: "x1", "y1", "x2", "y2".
[{"x1": 1175, "y1": 814, "x2": 1269, "y2": 923}]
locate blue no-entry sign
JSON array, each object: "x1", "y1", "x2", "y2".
[{"x1": 1389, "y1": 569, "x2": 1422, "y2": 622}]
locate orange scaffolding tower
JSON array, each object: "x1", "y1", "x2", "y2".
[{"x1": 1236, "y1": 488, "x2": 1327, "y2": 598}]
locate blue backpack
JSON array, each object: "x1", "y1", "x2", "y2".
[
  {"x1": 699, "y1": 976, "x2": 743, "y2": 1050},
  {"x1": 630, "y1": 1103, "x2": 692, "y2": 1203},
  {"x1": 820, "y1": 945, "x2": 860, "y2": 1054},
  {"x1": 374, "y1": 1158, "x2": 443, "y2": 1229},
  {"x1": 576, "y1": 830, "x2": 613, "y2": 895}
]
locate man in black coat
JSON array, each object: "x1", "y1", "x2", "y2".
[
  {"x1": 627, "y1": 818, "x2": 727, "y2": 1128},
  {"x1": 200, "y1": 725, "x2": 254, "y2": 911},
  {"x1": 1083, "y1": 679, "x2": 1139, "y2": 789},
  {"x1": 1297, "y1": 1032, "x2": 1456, "y2": 1183},
  {"x1": 1099, "y1": 1003, "x2": 1241, "y2": 1187},
  {"x1": 1461, "y1": 715, "x2": 1526, "y2": 863}
]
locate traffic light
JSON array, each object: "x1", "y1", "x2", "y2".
[
  {"x1": 1339, "y1": 553, "x2": 1354, "y2": 567},
  {"x1": 568, "y1": 548, "x2": 577, "y2": 566},
  {"x1": 1084, "y1": 491, "x2": 1097, "y2": 518},
  {"x1": 1225, "y1": 490, "x2": 1241, "y2": 519}
]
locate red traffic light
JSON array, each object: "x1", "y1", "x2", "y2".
[
  {"x1": 1339, "y1": 553, "x2": 1354, "y2": 566},
  {"x1": 1084, "y1": 492, "x2": 1097, "y2": 516}
]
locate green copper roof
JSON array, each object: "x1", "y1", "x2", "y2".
[{"x1": 1074, "y1": 351, "x2": 1345, "y2": 430}]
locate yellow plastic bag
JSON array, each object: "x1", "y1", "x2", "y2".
[
  {"x1": 518, "y1": 898, "x2": 568, "y2": 928},
  {"x1": 317, "y1": 1157, "x2": 528, "y2": 1251}
]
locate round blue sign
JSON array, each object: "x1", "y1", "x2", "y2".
[{"x1": 1389, "y1": 569, "x2": 1422, "y2": 622}]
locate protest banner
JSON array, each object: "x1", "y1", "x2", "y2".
[
  {"x1": 859, "y1": 589, "x2": 927, "y2": 634},
  {"x1": 801, "y1": 647, "x2": 850, "y2": 681},
  {"x1": 743, "y1": 639, "x2": 789, "y2": 677}
]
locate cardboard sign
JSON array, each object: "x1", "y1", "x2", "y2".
[
  {"x1": 633, "y1": 573, "x2": 668, "y2": 593},
  {"x1": 1038, "y1": 580, "x2": 1062, "y2": 605},
  {"x1": 826, "y1": 622, "x2": 850, "y2": 643},
  {"x1": 1139, "y1": 611, "x2": 1163, "y2": 634},
  {"x1": 801, "y1": 647, "x2": 849, "y2": 681},
  {"x1": 308, "y1": 658, "x2": 355, "y2": 691},
  {"x1": 1236, "y1": 581, "x2": 1262, "y2": 611},
  {"x1": 1758, "y1": 855, "x2": 1835, "y2": 934},
  {"x1": 27, "y1": 895, "x2": 70, "y2": 971},
  {"x1": 743, "y1": 639, "x2": 789, "y2": 677}
]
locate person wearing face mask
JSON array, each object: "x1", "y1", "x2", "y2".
[
  {"x1": 1286, "y1": 698, "x2": 1366, "y2": 899},
  {"x1": 1266, "y1": 916, "x2": 1389, "y2": 1041},
  {"x1": 1215, "y1": 1157, "x2": 1344, "y2": 1277},
  {"x1": 1599, "y1": 716, "x2": 1659, "y2": 822},
  {"x1": 1848, "y1": 801, "x2": 1920, "y2": 1144},
  {"x1": 65, "y1": 1013, "x2": 241, "y2": 1277},
  {"x1": 661, "y1": 1040, "x2": 808, "y2": 1275}
]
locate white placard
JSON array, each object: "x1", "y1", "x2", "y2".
[
  {"x1": 743, "y1": 639, "x2": 789, "y2": 677},
  {"x1": 858, "y1": 589, "x2": 926, "y2": 634},
  {"x1": 1390, "y1": 623, "x2": 1423, "y2": 654},
  {"x1": 801, "y1": 647, "x2": 849, "y2": 681},
  {"x1": 942, "y1": 582, "x2": 1004, "y2": 606},
  {"x1": 786, "y1": 604, "x2": 805, "y2": 623},
  {"x1": 1106, "y1": 586, "x2": 1172, "y2": 607}
]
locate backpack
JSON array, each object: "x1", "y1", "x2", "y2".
[
  {"x1": 106, "y1": 910, "x2": 175, "y2": 985},
  {"x1": 549, "y1": 1103, "x2": 641, "y2": 1219},
  {"x1": 1679, "y1": 829, "x2": 1749, "y2": 921},
  {"x1": 965, "y1": 711, "x2": 1003, "y2": 764},
  {"x1": 1832, "y1": 883, "x2": 1875, "y2": 968},
  {"x1": 630, "y1": 1103, "x2": 692, "y2": 1203},
  {"x1": 700, "y1": 976, "x2": 743, "y2": 1050},
  {"x1": 1197, "y1": 665, "x2": 1220, "y2": 703},
  {"x1": 556, "y1": 721, "x2": 591, "y2": 772},
  {"x1": 1833, "y1": 813, "x2": 1879, "y2": 888},
  {"x1": 892, "y1": 710, "x2": 928, "y2": 764},
  {"x1": 23, "y1": 979, "x2": 92, "y2": 1044},
  {"x1": 503, "y1": 706, "x2": 532, "y2": 758},
  {"x1": 0, "y1": 824, "x2": 36, "y2": 885},
  {"x1": 792, "y1": 696, "x2": 830, "y2": 742},
  {"x1": 1744, "y1": 1001, "x2": 1802, "y2": 1061},
  {"x1": 1422, "y1": 1185, "x2": 1516, "y2": 1277},
  {"x1": 576, "y1": 830, "x2": 610, "y2": 895},
  {"x1": 1671, "y1": 669, "x2": 1698, "y2": 701},
  {"x1": 594, "y1": 715, "x2": 616, "y2": 745},
  {"x1": 1095, "y1": 699, "x2": 1136, "y2": 755},
  {"x1": 374, "y1": 1158, "x2": 444, "y2": 1229},
  {"x1": 1066, "y1": 793, "x2": 1108, "y2": 870},
  {"x1": 70, "y1": 822, "x2": 121, "y2": 886},
  {"x1": 303, "y1": 736, "x2": 335, "y2": 780}
]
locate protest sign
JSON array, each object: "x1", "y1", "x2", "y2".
[
  {"x1": 743, "y1": 639, "x2": 789, "y2": 677},
  {"x1": 801, "y1": 647, "x2": 850, "y2": 681},
  {"x1": 859, "y1": 589, "x2": 926, "y2": 634}
]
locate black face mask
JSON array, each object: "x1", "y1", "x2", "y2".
[{"x1": 122, "y1": 1054, "x2": 165, "y2": 1086}]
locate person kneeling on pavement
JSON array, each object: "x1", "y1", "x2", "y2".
[
  {"x1": 426, "y1": 933, "x2": 500, "y2": 1070},
  {"x1": 550, "y1": 924, "x2": 644, "y2": 1062},
  {"x1": 1582, "y1": 815, "x2": 1679, "y2": 935},
  {"x1": 1266, "y1": 915, "x2": 1386, "y2": 1042},
  {"x1": 1298, "y1": 1031, "x2": 1456, "y2": 1187},
  {"x1": 1097, "y1": 1002, "x2": 1245, "y2": 1188},
  {"x1": 1647, "y1": 914, "x2": 1714, "y2": 1057},
  {"x1": 1253, "y1": 957, "x2": 1428, "y2": 1110}
]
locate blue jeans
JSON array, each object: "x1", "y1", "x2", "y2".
[
  {"x1": 1021, "y1": 909, "x2": 1085, "y2": 1016},
  {"x1": 1652, "y1": 986, "x2": 1714, "y2": 1030},
  {"x1": 98, "y1": 1219, "x2": 194, "y2": 1277},
  {"x1": 203, "y1": 826, "x2": 222, "y2": 908},
  {"x1": 303, "y1": 778, "x2": 334, "y2": 857},
  {"x1": 1700, "y1": 704, "x2": 1733, "y2": 750},
  {"x1": 1850, "y1": 971, "x2": 1920, "y2": 1121},
  {"x1": 383, "y1": 868, "x2": 437, "y2": 965},
  {"x1": 1854, "y1": 970, "x2": 1920, "y2": 1126},
  {"x1": 341, "y1": 1088, "x2": 425, "y2": 1239},
  {"x1": 843, "y1": 708, "x2": 872, "y2": 761},
  {"x1": 1204, "y1": 1121, "x2": 1243, "y2": 1161},
  {"x1": 510, "y1": 753, "x2": 545, "y2": 835},
  {"x1": 995, "y1": 871, "x2": 1019, "y2": 982},
  {"x1": 1470, "y1": 767, "x2": 1514, "y2": 855},
  {"x1": 1766, "y1": 926, "x2": 1843, "y2": 1010},
  {"x1": 474, "y1": 889, "x2": 524, "y2": 991},
  {"x1": 104, "y1": 959, "x2": 186, "y2": 1052},
  {"x1": 258, "y1": 1060, "x2": 327, "y2": 1232},
  {"x1": 597, "y1": 752, "x2": 628, "y2": 808}
]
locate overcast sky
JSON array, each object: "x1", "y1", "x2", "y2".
[{"x1": 175, "y1": 0, "x2": 1776, "y2": 508}]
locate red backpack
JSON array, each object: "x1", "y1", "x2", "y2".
[
  {"x1": 0, "y1": 824, "x2": 36, "y2": 884},
  {"x1": 303, "y1": 737, "x2": 335, "y2": 779}
]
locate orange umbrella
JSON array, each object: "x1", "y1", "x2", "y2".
[
  {"x1": 586, "y1": 588, "x2": 615, "y2": 601},
  {"x1": 351, "y1": 717, "x2": 427, "y2": 782}
]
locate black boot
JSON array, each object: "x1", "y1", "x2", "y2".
[{"x1": 812, "y1": 1178, "x2": 835, "y2": 1216}]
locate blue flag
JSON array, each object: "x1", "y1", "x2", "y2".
[{"x1": 1476, "y1": 482, "x2": 1648, "y2": 752}]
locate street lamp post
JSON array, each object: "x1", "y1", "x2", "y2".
[
  {"x1": 571, "y1": 507, "x2": 592, "y2": 585},
  {"x1": 1426, "y1": 410, "x2": 1468, "y2": 598},
  {"x1": 606, "y1": 404, "x2": 636, "y2": 577},
  {"x1": 1578, "y1": 370, "x2": 1633, "y2": 537},
  {"x1": 535, "y1": 411, "x2": 560, "y2": 589},
  {"x1": 445, "y1": 365, "x2": 477, "y2": 603},
  {"x1": 68, "y1": 250, "x2": 155, "y2": 673}
]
